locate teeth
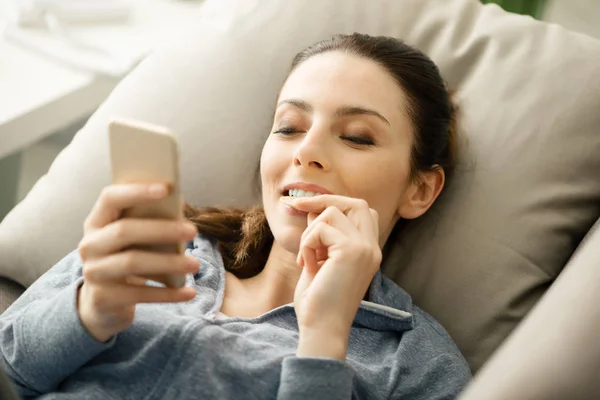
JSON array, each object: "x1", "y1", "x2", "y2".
[{"x1": 287, "y1": 189, "x2": 324, "y2": 198}]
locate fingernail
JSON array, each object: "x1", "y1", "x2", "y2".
[
  {"x1": 149, "y1": 184, "x2": 168, "y2": 198},
  {"x1": 279, "y1": 196, "x2": 298, "y2": 208}
]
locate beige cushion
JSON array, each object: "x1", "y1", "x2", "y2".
[
  {"x1": 1, "y1": 0, "x2": 599, "y2": 372},
  {"x1": 460, "y1": 218, "x2": 600, "y2": 399}
]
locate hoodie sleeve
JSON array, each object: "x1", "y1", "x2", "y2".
[
  {"x1": 0, "y1": 250, "x2": 116, "y2": 398},
  {"x1": 276, "y1": 356, "x2": 354, "y2": 399},
  {"x1": 276, "y1": 349, "x2": 470, "y2": 400},
  {"x1": 392, "y1": 352, "x2": 471, "y2": 399}
]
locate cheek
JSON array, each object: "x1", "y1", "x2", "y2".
[
  {"x1": 260, "y1": 139, "x2": 287, "y2": 195},
  {"x1": 346, "y1": 155, "x2": 411, "y2": 220}
]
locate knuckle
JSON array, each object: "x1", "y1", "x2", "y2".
[
  {"x1": 356, "y1": 199, "x2": 369, "y2": 209},
  {"x1": 98, "y1": 186, "x2": 113, "y2": 207},
  {"x1": 82, "y1": 217, "x2": 93, "y2": 234},
  {"x1": 369, "y1": 208, "x2": 379, "y2": 221},
  {"x1": 82, "y1": 261, "x2": 98, "y2": 281},
  {"x1": 373, "y1": 247, "x2": 382, "y2": 264},
  {"x1": 308, "y1": 221, "x2": 321, "y2": 233},
  {"x1": 121, "y1": 251, "x2": 139, "y2": 274},
  {"x1": 324, "y1": 206, "x2": 339, "y2": 217},
  {"x1": 112, "y1": 221, "x2": 128, "y2": 241},
  {"x1": 312, "y1": 221, "x2": 327, "y2": 234},
  {"x1": 78, "y1": 237, "x2": 92, "y2": 261},
  {"x1": 302, "y1": 224, "x2": 318, "y2": 241}
]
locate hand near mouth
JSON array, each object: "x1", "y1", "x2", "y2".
[
  {"x1": 280, "y1": 195, "x2": 377, "y2": 230},
  {"x1": 282, "y1": 194, "x2": 382, "y2": 360}
]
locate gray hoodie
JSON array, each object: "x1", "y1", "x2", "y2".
[{"x1": 0, "y1": 234, "x2": 470, "y2": 399}]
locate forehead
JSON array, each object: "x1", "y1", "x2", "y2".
[{"x1": 278, "y1": 52, "x2": 408, "y2": 119}]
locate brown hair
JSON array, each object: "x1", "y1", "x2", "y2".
[{"x1": 185, "y1": 33, "x2": 458, "y2": 278}]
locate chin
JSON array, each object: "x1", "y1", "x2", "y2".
[
  {"x1": 263, "y1": 197, "x2": 307, "y2": 254},
  {"x1": 269, "y1": 223, "x2": 304, "y2": 255}
]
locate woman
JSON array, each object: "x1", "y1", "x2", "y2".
[{"x1": 0, "y1": 34, "x2": 470, "y2": 399}]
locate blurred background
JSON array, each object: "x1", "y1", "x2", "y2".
[{"x1": 0, "y1": 0, "x2": 599, "y2": 221}]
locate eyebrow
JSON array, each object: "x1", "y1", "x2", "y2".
[{"x1": 276, "y1": 99, "x2": 390, "y2": 126}]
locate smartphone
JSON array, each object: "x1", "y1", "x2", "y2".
[{"x1": 108, "y1": 118, "x2": 187, "y2": 289}]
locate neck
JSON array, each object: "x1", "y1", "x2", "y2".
[{"x1": 223, "y1": 240, "x2": 301, "y2": 317}]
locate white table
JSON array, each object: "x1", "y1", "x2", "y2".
[{"x1": 0, "y1": 0, "x2": 206, "y2": 219}]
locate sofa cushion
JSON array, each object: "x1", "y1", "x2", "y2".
[
  {"x1": 0, "y1": 278, "x2": 25, "y2": 314},
  {"x1": 460, "y1": 218, "x2": 600, "y2": 399}
]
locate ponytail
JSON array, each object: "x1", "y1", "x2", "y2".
[{"x1": 183, "y1": 203, "x2": 273, "y2": 278}]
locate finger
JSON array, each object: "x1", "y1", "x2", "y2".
[
  {"x1": 83, "y1": 251, "x2": 200, "y2": 283},
  {"x1": 301, "y1": 243, "x2": 319, "y2": 274},
  {"x1": 300, "y1": 214, "x2": 338, "y2": 274},
  {"x1": 303, "y1": 206, "x2": 356, "y2": 238},
  {"x1": 281, "y1": 194, "x2": 359, "y2": 214},
  {"x1": 307, "y1": 211, "x2": 319, "y2": 226},
  {"x1": 282, "y1": 195, "x2": 375, "y2": 235},
  {"x1": 301, "y1": 207, "x2": 360, "y2": 268},
  {"x1": 84, "y1": 184, "x2": 171, "y2": 233},
  {"x1": 300, "y1": 207, "x2": 356, "y2": 260},
  {"x1": 94, "y1": 284, "x2": 196, "y2": 309},
  {"x1": 124, "y1": 276, "x2": 151, "y2": 286},
  {"x1": 299, "y1": 210, "x2": 333, "y2": 269},
  {"x1": 295, "y1": 251, "x2": 324, "y2": 269},
  {"x1": 296, "y1": 251, "x2": 304, "y2": 268},
  {"x1": 301, "y1": 221, "x2": 346, "y2": 259},
  {"x1": 79, "y1": 219, "x2": 197, "y2": 259},
  {"x1": 369, "y1": 208, "x2": 380, "y2": 238},
  {"x1": 300, "y1": 222, "x2": 345, "y2": 274}
]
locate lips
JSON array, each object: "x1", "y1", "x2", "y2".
[{"x1": 282, "y1": 182, "x2": 333, "y2": 196}]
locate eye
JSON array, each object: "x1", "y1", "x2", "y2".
[
  {"x1": 273, "y1": 127, "x2": 300, "y2": 135},
  {"x1": 342, "y1": 134, "x2": 376, "y2": 146}
]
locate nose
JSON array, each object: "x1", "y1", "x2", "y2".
[{"x1": 293, "y1": 128, "x2": 330, "y2": 170}]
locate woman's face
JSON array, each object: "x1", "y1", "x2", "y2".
[{"x1": 260, "y1": 51, "x2": 417, "y2": 254}]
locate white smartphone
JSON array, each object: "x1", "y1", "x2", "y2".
[{"x1": 108, "y1": 118, "x2": 187, "y2": 289}]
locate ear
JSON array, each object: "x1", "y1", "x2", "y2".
[{"x1": 397, "y1": 167, "x2": 445, "y2": 220}]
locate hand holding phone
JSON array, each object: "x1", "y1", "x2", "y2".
[
  {"x1": 77, "y1": 183, "x2": 199, "y2": 342},
  {"x1": 108, "y1": 118, "x2": 189, "y2": 288},
  {"x1": 75, "y1": 118, "x2": 199, "y2": 342}
]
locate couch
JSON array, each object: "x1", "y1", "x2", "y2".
[{"x1": 1, "y1": 0, "x2": 599, "y2": 398}]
